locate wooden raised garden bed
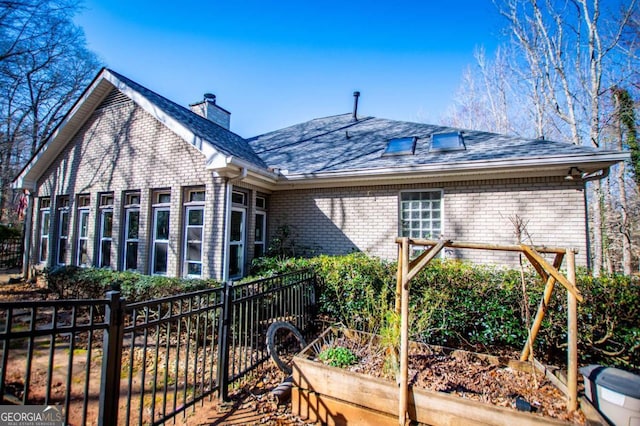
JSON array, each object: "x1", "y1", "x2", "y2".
[{"x1": 292, "y1": 328, "x2": 605, "y2": 426}]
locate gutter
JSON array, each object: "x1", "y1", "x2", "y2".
[
  {"x1": 221, "y1": 167, "x2": 247, "y2": 282},
  {"x1": 276, "y1": 152, "x2": 629, "y2": 183}
]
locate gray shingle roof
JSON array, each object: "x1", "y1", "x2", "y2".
[
  {"x1": 108, "y1": 69, "x2": 267, "y2": 169},
  {"x1": 247, "y1": 113, "x2": 613, "y2": 175}
]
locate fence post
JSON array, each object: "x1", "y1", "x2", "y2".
[
  {"x1": 99, "y1": 290, "x2": 124, "y2": 426},
  {"x1": 217, "y1": 281, "x2": 232, "y2": 402}
]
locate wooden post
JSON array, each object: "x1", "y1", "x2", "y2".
[
  {"x1": 566, "y1": 249, "x2": 578, "y2": 412},
  {"x1": 399, "y1": 237, "x2": 410, "y2": 426},
  {"x1": 521, "y1": 252, "x2": 564, "y2": 361},
  {"x1": 395, "y1": 244, "x2": 402, "y2": 314}
]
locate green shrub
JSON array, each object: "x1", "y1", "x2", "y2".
[
  {"x1": 44, "y1": 266, "x2": 218, "y2": 302},
  {"x1": 251, "y1": 252, "x2": 394, "y2": 330},
  {"x1": 0, "y1": 224, "x2": 21, "y2": 239},
  {"x1": 543, "y1": 270, "x2": 640, "y2": 371}
]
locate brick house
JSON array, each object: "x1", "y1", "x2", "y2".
[{"x1": 13, "y1": 69, "x2": 627, "y2": 280}]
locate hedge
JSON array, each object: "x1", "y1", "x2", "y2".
[
  {"x1": 251, "y1": 253, "x2": 640, "y2": 372},
  {"x1": 44, "y1": 266, "x2": 218, "y2": 302}
]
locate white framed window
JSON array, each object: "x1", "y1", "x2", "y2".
[
  {"x1": 76, "y1": 195, "x2": 91, "y2": 267},
  {"x1": 98, "y1": 193, "x2": 114, "y2": 268},
  {"x1": 228, "y1": 190, "x2": 248, "y2": 279},
  {"x1": 231, "y1": 191, "x2": 246, "y2": 206},
  {"x1": 229, "y1": 207, "x2": 245, "y2": 279},
  {"x1": 183, "y1": 188, "x2": 205, "y2": 277},
  {"x1": 39, "y1": 198, "x2": 51, "y2": 263},
  {"x1": 151, "y1": 190, "x2": 171, "y2": 275},
  {"x1": 56, "y1": 196, "x2": 70, "y2": 265},
  {"x1": 122, "y1": 192, "x2": 140, "y2": 271},
  {"x1": 399, "y1": 190, "x2": 442, "y2": 240},
  {"x1": 254, "y1": 195, "x2": 267, "y2": 258}
]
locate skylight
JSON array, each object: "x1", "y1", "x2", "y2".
[
  {"x1": 431, "y1": 132, "x2": 465, "y2": 152},
  {"x1": 383, "y1": 137, "x2": 417, "y2": 156}
]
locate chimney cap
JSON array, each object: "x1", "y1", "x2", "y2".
[{"x1": 203, "y1": 93, "x2": 216, "y2": 102}]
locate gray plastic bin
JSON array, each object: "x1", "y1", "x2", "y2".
[{"x1": 581, "y1": 365, "x2": 640, "y2": 426}]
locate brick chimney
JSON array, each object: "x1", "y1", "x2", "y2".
[{"x1": 189, "y1": 93, "x2": 231, "y2": 130}]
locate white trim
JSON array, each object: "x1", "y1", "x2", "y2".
[
  {"x1": 278, "y1": 153, "x2": 629, "y2": 182},
  {"x1": 222, "y1": 183, "x2": 232, "y2": 282}
]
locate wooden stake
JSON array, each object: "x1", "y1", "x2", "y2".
[
  {"x1": 395, "y1": 244, "x2": 402, "y2": 314},
  {"x1": 567, "y1": 249, "x2": 578, "y2": 412},
  {"x1": 521, "y1": 252, "x2": 564, "y2": 361},
  {"x1": 399, "y1": 237, "x2": 410, "y2": 426}
]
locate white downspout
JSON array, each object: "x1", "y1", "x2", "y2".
[
  {"x1": 579, "y1": 167, "x2": 609, "y2": 271},
  {"x1": 21, "y1": 191, "x2": 34, "y2": 280},
  {"x1": 221, "y1": 168, "x2": 247, "y2": 282}
]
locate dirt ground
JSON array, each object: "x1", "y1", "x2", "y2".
[{"x1": 326, "y1": 332, "x2": 587, "y2": 425}]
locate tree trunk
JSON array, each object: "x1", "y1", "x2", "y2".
[{"x1": 590, "y1": 180, "x2": 604, "y2": 276}]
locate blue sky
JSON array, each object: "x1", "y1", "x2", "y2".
[{"x1": 75, "y1": 1, "x2": 504, "y2": 137}]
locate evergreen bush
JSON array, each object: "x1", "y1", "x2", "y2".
[
  {"x1": 251, "y1": 253, "x2": 640, "y2": 372},
  {"x1": 44, "y1": 266, "x2": 218, "y2": 302}
]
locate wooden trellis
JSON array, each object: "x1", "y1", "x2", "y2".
[{"x1": 394, "y1": 237, "x2": 582, "y2": 426}]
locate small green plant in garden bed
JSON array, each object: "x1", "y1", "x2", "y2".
[{"x1": 318, "y1": 346, "x2": 358, "y2": 368}]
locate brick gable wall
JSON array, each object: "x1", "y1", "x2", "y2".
[{"x1": 32, "y1": 90, "x2": 227, "y2": 279}]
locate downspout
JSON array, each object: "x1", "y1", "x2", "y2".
[
  {"x1": 21, "y1": 191, "x2": 34, "y2": 281},
  {"x1": 221, "y1": 168, "x2": 247, "y2": 282},
  {"x1": 579, "y1": 167, "x2": 610, "y2": 272}
]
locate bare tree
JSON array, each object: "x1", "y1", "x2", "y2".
[
  {"x1": 445, "y1": 47, "x2": 524, "y2": 135},
  {"x1": 0, "y1": 0, "x2": 101, "y2": 222},
  {"x1": 447, "y1": 0, "x2": 637, "y2": 274},
  {"x1": 609, "y1": 87, "x2": 637, "y2": 274}
]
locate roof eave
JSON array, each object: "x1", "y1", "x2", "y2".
[{"x1": 272, "y1": 152, "x2": 629, "y2": 189}]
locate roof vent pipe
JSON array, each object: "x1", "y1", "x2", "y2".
[{"x1": 352, "y1": 91, "x2": 360, "y2": 121}]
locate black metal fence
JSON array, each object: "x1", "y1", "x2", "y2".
[
  {"x1": 0, "y1": 236, "x2": 22, "y2": 268},
  {"x1": 0, "y1": 269, "x2": 316, "y2": 426}
]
